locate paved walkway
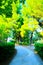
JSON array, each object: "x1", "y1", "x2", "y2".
[{"x1": 9, "y1": 46, "x2": 43, "y2": 65}]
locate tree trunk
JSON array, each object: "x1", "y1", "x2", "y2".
[{"x1": 30, "y1": 32, "x2": 33, "y2": 45}]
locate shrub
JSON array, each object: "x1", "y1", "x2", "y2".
[
  {"x1": 0, "y1": 42, "x2": 15, "y2": 61},
  {"x1": 19, "y1": 42, "x2": 29, "y2": 45},
  {"x1": 34, "y1": 40, "x2": 43, "y2": 59}
]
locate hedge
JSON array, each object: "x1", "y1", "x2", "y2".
[{"x1": 34, "y1": 41, "x2": 43, "y2": 60}]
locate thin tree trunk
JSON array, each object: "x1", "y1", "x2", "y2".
[{"x1": 30, "y1": 32, "x2": 33, "y2": 45}]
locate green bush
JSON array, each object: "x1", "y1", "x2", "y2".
[
  {"x1": 0, "y1": 42, "x2": 15, "y2": 61},
  {"x1": 34, "y1": 41, "x2": 43, "y2": 59},
  {"x1": 19, "y1": 42, "x2": 29, "y2": 45}
]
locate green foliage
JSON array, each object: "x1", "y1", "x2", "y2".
[
  {"x1": 0, "y1": 0, "x2": 43, "y2": 46},
  {"x1": 0, "y1": 0, "x2": 12, "y2": 17},
  {"x1": 34, "y1": 40, "x2": 43, "y2": 59},
  {"x1": 0, "y1": 15, "x2": 13, "y2": 44},
  {"x1": 20, "y1": 32, "x2": 30, "y2": 45},
  {"x1": 0, "y1": 41, "x2": 15, "y2": 61},
  {"x1": 32, "y1": 31, "x2": 41, "y2": 43}
]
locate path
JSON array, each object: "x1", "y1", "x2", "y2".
[{"x1": 9, "y1": 46, "x2": 43, "y2": 65}]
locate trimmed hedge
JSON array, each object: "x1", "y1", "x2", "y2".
[{"x1": 34, "y1": 41, "x2": 43, "y2": 59}]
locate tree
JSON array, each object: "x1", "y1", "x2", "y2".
[
  {"x1": 0, "y1": 0, "x2": 43, "y2": 45},
  {"x1": 0, "y1": 15, "x2": 13, "y2": 43},
  {"x1": 22, "y1": 0, "x2": 43, "y2": 18},
  {"x1": 20, "y1": 17, "x2": 39, "y2": 44},
  {"x1": 20, "y1": 0, "x2": 43, "y2": 44}
]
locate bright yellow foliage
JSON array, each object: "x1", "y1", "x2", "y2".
[
  {"x1": 40, "y1": 31, "x2": 43, "y2": 36},
  {"x1": 20, "y1": 18, "x2": 39, "y2": 37},
  {"x1": 21, "y1": 0, "x2": 43, "y2": 18},
  {"x1": 20, "y1": 31, "x2": 25, "y2": 37},
  {"x1": 12, "y1": 1, "x2": 20, "y2": 21}
]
